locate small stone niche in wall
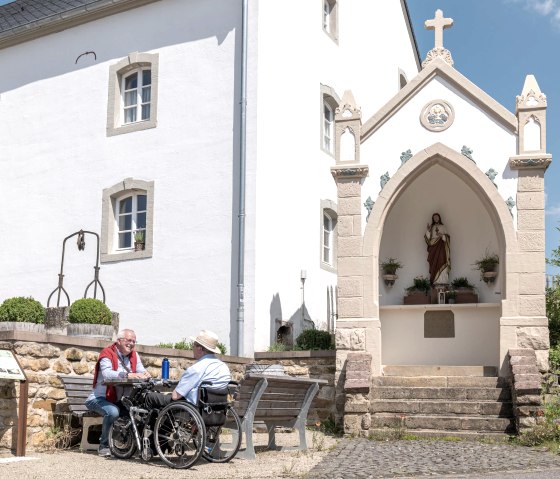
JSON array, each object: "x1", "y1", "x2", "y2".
[{"x1": 424, "y1": 310, "x2": 455, "y2": 338}]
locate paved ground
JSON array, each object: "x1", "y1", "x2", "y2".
[
  {"x1": 3, "y1": 434, "x2": 560, "y2": 478},
  {"x1": 306, "y1": 438, "x2": 560, "y2": 478}
]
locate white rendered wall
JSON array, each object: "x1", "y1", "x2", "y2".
[
  {"x1": 0, "y1": 0, "x2": 243, "y2": 349},
  {"x1": 251, "y1": 0, "x2": 419, "y2": 351},
  {"x1": 380, "y1": 304, "x2": 500, "y2": 367}
]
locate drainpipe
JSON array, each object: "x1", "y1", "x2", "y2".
[{"x1": 236, "y1": 0, "x2": 248, "y2": 356}]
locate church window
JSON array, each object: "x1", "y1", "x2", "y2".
[
  {"x1": 101, "y1": 178, "x2": 154, "y2": 263},
  {"x1": 322, "y1": 0, "x2": 338, "y2": 42},
  {"x1": 107, "y1": 52, "x2": 159, "y2": 136},
  {"x1": 320, "y1": 200, "x2": 337, "y2": 272}
]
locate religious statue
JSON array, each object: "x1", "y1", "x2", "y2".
[{"x1": 424, "y1": 213, "x2": 451, "y2": 285}]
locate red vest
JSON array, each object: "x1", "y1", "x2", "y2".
[{"x1": 92, "y1": 343, "x2": 138, "y2": 403}]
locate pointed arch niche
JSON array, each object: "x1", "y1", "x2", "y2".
[{"x1": 362, "y1": 143, "x2": 517, "y2": 368}]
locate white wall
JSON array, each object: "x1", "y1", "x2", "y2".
[
  {"x1": 0, "y1": 0, "x2": 242, "y2": 349},
  {"x1": 251, "y1": 0, "x2": 420, "y2": 351},
  {"x1": 380, "y1": 304, "x2": 500, "y2": 367}
]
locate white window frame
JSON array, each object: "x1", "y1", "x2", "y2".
[
  {"x1": 323, "y1": 102, "x2": 334, "y2": 154},
  {"x1": 122, "y1": 68, "x2": 152, "y2": 125},
  {"x1": 101, "y1": 178, "x2": 154, "y2": 263},
  {"x1": 320, "y1": 200, "x2": 337, "y2": 272},
  {"x1": 107, "y1": 52, "x2": 159, "y2": 137},
  {"x1": 115, "y1": 193, "x2": 147, "y2": 251}
]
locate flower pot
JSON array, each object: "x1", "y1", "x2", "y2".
[
  {"x1": 382, "y1": 274, "x2": 398, "y2": 286},
  {"x1": 404, "y1": 290, "x2": 431, "y2": 305},
  {"x1": 483, "y1": 271, "x2": 498, "y2": 283},
  {"x1": 134, "y1": 241, "x2": 145, "y2": 252}
]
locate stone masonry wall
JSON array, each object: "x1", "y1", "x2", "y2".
[{"x1": 0, "y1": 332, "x2": 335, "y2": 453}]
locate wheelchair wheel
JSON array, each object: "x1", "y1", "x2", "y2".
[
  {"x1": 202, "y1": 406, "x2": 242, "y2": 463},
  {"x1": 109, "y1": 417, "x2": 136, "y2": 459},
  {"x1": 154, "y1": 402, "x2": 205, "y2": 469}
]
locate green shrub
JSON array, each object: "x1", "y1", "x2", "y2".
[
  {"x1": 451, "y1": 277, "x2": 474, "y2": 289},
  {"x1": 547, "y1": 286, "x2": 560, "y2": 348},
  {"x1": 68, "y1": 298, "x2": 112, "y2": 325},
  {"x1": 173, "y1": 338, "x2": 193, "y2": 350},
  {"x1": 268, "y1": 342, "x2": 288, "y2": 352},
  {"x1": 0, "y1": 296, "x2": 45, "y2": 323},
  {"x1": 295, "y1": 329, "x2": 333, "y2": 350},
  {"x1": 217, "y1": 342, "x2": 227, "y2": 355},
  {"x1": 155, "y1": 342, "x2": 174, "y2": 349},
  {"x1": 550, "y1": 345, "x2": 560, "y2": 373}
]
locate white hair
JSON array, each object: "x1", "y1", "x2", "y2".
[{"x1": 117, "y1": 328, "x2": 135, "y2": 339}]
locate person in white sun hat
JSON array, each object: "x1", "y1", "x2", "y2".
[{"x1": 145, "y1": 330, "x2": 231, "y2": 409}]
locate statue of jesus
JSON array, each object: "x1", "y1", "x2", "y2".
[{"x1": 424, "y1": 212, "x2": 450, "y2": 285}]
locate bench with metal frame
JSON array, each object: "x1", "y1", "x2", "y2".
[{"x1": 234, "y1": 373, "x2": 328, "y2": 459}]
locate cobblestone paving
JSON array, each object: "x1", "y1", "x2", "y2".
[{"x1": 306, "y1": 439, "x2": 560, "y2": 478}]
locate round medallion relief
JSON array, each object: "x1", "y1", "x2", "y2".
[{"x1": 420, "y1": 100, "x2": 455, "y2": 132}]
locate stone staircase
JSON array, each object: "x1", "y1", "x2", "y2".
[{"x1": 369, "y1": 366, "x2": 516, "y2": 440}]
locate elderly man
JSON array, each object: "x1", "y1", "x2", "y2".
[
  {"x1": 85, "y1": 328, "x2": 151, "y2": 457},
  {"x1": 145, "y1": 330, "x2": 230, "y2": 409}
]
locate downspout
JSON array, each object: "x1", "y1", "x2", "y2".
[{"x1": 236, "y1": 0, "x2": 248, "y2": 356}]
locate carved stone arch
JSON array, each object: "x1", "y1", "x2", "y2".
[{"x1": 362, "y1": 142, "x2": 517, "y2": 319}]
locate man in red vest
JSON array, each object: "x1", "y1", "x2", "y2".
[{"x1": 85, "y1": 328, "x2": 150, "y2": 456}]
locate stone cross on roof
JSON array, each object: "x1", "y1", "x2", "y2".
[
  {"x1": 425, "y1": 9, "x2": 453, "y2": 49},
  {"x1": 421, "y1": 9, "x2": 454, "y2": 68}
]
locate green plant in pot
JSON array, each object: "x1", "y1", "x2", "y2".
[
  {"x1": 406, "y1": 275, "x2": 431, "y2": 295},
  {"x1": 134, "y1": 230, "x2": 145, "y2": 251},
  {"x1": 380, "y1": 258, "x2": 402, "y2": 286},
  {"x1": 473, "y1": 252, "x2": 499, "y2": 283},
  {"x1": 446, "y1": 290, "x2": 457, "y2": 304},
  {"x1": 451, "y1": 276, "x2": 475, "y2": 290}
]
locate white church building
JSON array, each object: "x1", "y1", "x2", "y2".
[{"x1": 0, "y1": 0, "x2": 550, "y2": 374}]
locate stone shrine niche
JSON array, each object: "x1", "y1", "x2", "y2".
[
  {"x1": 340, "y1": 126, "x2": 356, "y2": 162},
  {"x1": 523, "y1": 116, "x2": 541, "y2": 151}
]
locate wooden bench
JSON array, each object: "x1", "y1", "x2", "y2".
[
  {"x1": 234, "y1": 373, "x2": 328, "y2": 459},
  {"x1": 58, "y1": 375, "x2": 102, "y2": 451}
]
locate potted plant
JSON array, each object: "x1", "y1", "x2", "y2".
[
  {"x1": 446, "y1": 290, "x2": 457, "y2": 304},
  {"x1": 450, "y1": 276, "x2": 477, "y2": 304},
  {"x1": 404, "y1": 275, "x2": 431, "y2": 305},
  {"x1": 380, "y1": 257, "x2": 402, "y2": 286},
  {"x1": 134, "y1": 230, "x2": 145, "y2": 251},
  {"x1": 473, "y1": 252, "x2": 499, "y2": 283}
]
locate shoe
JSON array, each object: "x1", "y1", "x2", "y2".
[{"x1": 98, "y1": 447, "x2": 112, "y2": 457}]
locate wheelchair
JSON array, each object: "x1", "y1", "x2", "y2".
[{"x1": 109, "y1": 378, "x2": 241, "y2": 469}]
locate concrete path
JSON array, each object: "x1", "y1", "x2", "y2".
[{"x1": 307, "y1": 438, "x2": 560, "y2": 478}]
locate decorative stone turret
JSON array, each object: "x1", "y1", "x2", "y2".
[
  {"x1": 504, "y1": 75, "x2": 551, "y2": 373},
  {"x1": 335, "y1": 90, "x2": 361, "y2": 165}
]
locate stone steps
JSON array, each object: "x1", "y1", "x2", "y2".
[
  {"x1": 383, "y1": 365, "x2": 498, "y2": 377},
  {"x1": 370, "y1": 371, "x2": 515, "y2": 437}
]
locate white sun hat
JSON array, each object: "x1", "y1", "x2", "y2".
[{"x1": 190, "y1": 330, "x2": 220, "y2": 354}]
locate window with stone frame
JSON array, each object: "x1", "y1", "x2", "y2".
[
  {"x1": 107, "y1": 52, "x2": 159, "y2": 136},
  {"x1": 101, "y1": 178, "x2": 154, "y2": 263},
  {"x1": 322, "y1": 0, "x2": 338, "y2": 43},
  {"x1": 320, "y1": 200, "x2": 337, "y2": 272}
]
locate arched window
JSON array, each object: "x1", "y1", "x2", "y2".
[
  {"x1": 320, "y1": 199, "x2": 338, "y2": 272},
  {"x1": 101, "y1": 178, "x2": 154, "y2": 262},
  {"x1": 107, "y1": 52, "x2": 159, "y2": 136}
]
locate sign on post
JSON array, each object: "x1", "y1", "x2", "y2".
[{"x1": 0, "y1": 349, "x2": 28, "y2": 456}]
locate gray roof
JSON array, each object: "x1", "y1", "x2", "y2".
[
  {"x1": 0, "y1": 1, "x2": 100, "y2": 33},
  {"x1": 0, "y1": 0, "x2": 159, "y2": 48}
]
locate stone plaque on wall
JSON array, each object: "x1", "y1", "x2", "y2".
[{"x1": 424, "y1": 311, "x2": 455, "y2": 338}]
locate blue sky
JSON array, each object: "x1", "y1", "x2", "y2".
[{"x1": 407, "y1": 0, "x2": 560, "y2": 276}]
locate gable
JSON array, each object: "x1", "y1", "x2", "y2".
[{"x1": 361, "y1": 57, "x2": 517, "y2": 142}]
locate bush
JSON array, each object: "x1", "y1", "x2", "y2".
[
  {"x1": 547, "y1": 286, "x2": 560, "y2": 348},
  {"x1": 68, "y1": 298, "x2": 112, "y2": 325},
  {"x1": 0, "y1": 296, "x2": 45, "y2": 323},
  {"x1": 295, "y1": 329, "x2": 333, "y2": 350},
  {"x1": 549, "y1": 345, "x2": 560, "y2": 373},
  {"x1": 451, "y1": 277, "x2": 475, "y2": 289}
]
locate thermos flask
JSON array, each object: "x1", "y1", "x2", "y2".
[{"x1": 162, "y1": 357, "x2": 169, "y2": 379}]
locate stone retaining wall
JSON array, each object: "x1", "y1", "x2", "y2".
[{"x1": 0, "y1": 331, "x2": 336, "y2": 453}]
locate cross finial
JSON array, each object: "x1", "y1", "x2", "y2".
[{"x1": 425, "y1": 9, "x2": 453, "y2": 49}]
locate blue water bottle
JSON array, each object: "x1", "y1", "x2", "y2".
[{"x1": 162, "y1": 358, "x2": 169, "y2": 379}]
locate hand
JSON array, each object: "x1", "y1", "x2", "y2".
[{"x1": 128, "y1": 371, "x2": 151, "y2": 379}]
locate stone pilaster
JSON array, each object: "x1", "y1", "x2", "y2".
[{"x1": 343, "y1": 352, "x2": 371, "y2": 436}]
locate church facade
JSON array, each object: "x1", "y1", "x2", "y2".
[
  {"x1": 331, "y1": 9, "x2": 551, "y2": 386},
  {"x1": 0, "y1": 0, "x2": 420, "y2": 354}
]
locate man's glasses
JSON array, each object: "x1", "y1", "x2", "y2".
[{"x1": 119, "y1": 338, "x2": 136, "y2": 345}]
